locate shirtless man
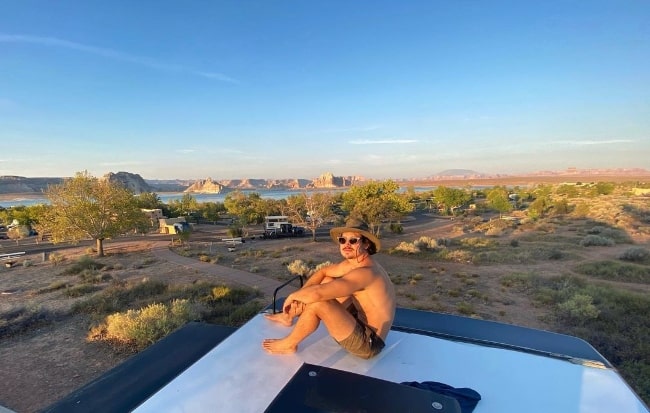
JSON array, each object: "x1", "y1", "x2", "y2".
[{"x1": 262, "y1": 221, "x2": 396, "y2": 359}]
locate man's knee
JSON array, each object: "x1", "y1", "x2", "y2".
[{"x1": 306, "y1": 299, "x2": 341, "y2": 314}]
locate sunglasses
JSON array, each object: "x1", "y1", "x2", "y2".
[{"x1": 338, "y1": 236, "x2": 363, "y2": 245}]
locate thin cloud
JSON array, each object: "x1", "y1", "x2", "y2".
[
  {"x1": 0, "y1": 34, "x2": 238, "y2": 83},
  {"x1": 178, "y1": 149, "x2": 197, "y2": 154},
  {"x1": 553, "y1": 139, "x2": 635, "y2": 145},
  {"x1": 349, "y1": 139, "x2": 419, "y2": 145}
]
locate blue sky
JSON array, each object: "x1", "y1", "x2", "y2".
[{"x1": 1, "y1": 1, "x2": 649, "y2": 180}]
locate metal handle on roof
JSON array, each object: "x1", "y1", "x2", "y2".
[{"x1": 271, "y1": 275, "x2": 304, "y2": 314}]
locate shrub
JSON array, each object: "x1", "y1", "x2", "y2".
[
  {"x1": 500, "y1": 273, "x2": 533, "y2": 291},
  {"x1": 586, "y1": 226, "x2": 631, "y2": 243},
  {"x1": 64, "y1": 284, "x2": 101, "y2": 297},
  {"x1": 393, "y1": 241, "x2": 420, "y2": 254},
  {"x1": 548, "y1": 249, "x2": 564, "y2": 260},
  {"x1": 414, "y1": 236, "x2": 437, "y2": 250},
  {"x1": 227, "y1": 226, "x2": 243, "y2": 237},
  {"x1": 389, "y1": 223, "x2": 403, "y2": 234},
  {"x1": 557, "y1": 294, "x2": 600, "y2": 322},
  {"x1": 0, "y1": 306, "x2": 63, "y2": 338},
  {"x1": 456, "y1": 302, "x2": 475, "y2": 316},
  {"x1": 89, "y1": 299, "x2": 196, "y2": 350},
  {"x1": 72, "y1": 279, "x2": 169, "y2": 315},
  {"x1": 211, "y1": 286, "x2": 230, "y2": 300},
  {"x1": 141, "y1": 257, "x2": 157, "y2": 266},
  {"x1": 460, "y1": 237, "x2": 497, "y2": 248},
  {"x1": 575, "y1": 261, "x2": 650, "y2": 284},
  {"x1": 580, "y1": 235, "x2": 615, "y2": 247},
  {"x1": 485, "y1": 227, "x2": 504, "y2": 237},
  {"x1": 437, "y1": 249, "x2": 473, "y2": 263},
  {"x1": 48, "y1": 253, "x2": 66, "y2": 266},
  {"x1": 573, "y1": 202, "x2": 590, "y2": 217},
  {"x1": 408, "y1": 274, "x2": 423, "y2": 285},
  {"x1": 37, "y1": 281, "x2": 70, "y2": 294},
  {"x1": 287, "y1": 260, "x2": 311, "y2": 277},
  {"x1": 62, "y1": 255, "x2": 106, "y2": 275},
  {"x1": 619, "y1": 247, "x2": 649, "y2": 262}
]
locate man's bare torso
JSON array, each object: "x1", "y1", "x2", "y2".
[{"x1": 334, "y1": 260, "x2": 396, "y2": 340}]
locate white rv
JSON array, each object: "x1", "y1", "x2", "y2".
[{"x1": 263, "y1": 215, "x2": 304, "y2": 238}]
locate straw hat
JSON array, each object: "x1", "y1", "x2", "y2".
[{"x1": 329, "y1": 218, "x2": 381, "y2": 255}]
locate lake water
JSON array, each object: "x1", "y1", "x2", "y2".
[
  {"x1": 0, "y1": 185, "x2": 455, "y2": 208},
  {"x1": 2, "y1": 187, "x2": 439, "y2": 208}
]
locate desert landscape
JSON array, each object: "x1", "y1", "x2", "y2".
[{"x1": 1, "y1": 184, "x2": 650, "y2": 412}]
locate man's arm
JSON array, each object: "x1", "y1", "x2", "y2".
[
  {"x1": 285, "y1": 267, "x2": 373, "y2": 307},
  {"x1": 301, "y1": 261, "x2": 346, "y2": 288},
  {"x1": 281, "y1": 263, "x2": 341, "y2": 314},
  {"x1": 302, "y1": 267, "x2": 328, "y2": 288}
]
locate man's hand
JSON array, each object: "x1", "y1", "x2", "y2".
[{"x1": 283, "y1": 298, "x2": 305, "y2": 315}]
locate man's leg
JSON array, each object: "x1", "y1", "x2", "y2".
[
  {"x1": 264, "y1": 276, "x2": 346, "y2": 327},
  {"x1": 264, "y1": 300, "x2": 304, "y2": 326},
  {"x1": 262, "y1": 299, "x2": 357, "y2": 354}
]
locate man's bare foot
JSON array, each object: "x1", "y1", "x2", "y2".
[
  {"x1": 262, "y1": 338, "x2": 297, "y2": 354},
  {"x1": 264, "y1": 312, "x2": 293, "y2": 327}
]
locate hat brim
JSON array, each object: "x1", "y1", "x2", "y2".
[{"x1": 330, "y1": 226, "x2": 381, "y2": 253}]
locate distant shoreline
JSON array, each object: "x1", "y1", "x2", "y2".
[
  {"x1": 398, "y1": 173, "x2": 650, "y2": 188},
  {"x1": 1, "y1": 173, "x2": 649, "y2": 203}
]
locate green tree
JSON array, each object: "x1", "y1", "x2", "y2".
[
  {"x1": 24, "y1": 204, "x2": 51, "y2": 242},
  {"x1": 433, "y1": 186, "x2": 472, "y2": 216},
  {"x1": 341, "y1": 180, "x2": 413, "y2": 236},
  {"x1": 595, "y1": 182, "x2": 615, "y2": 195},
  {"x1": 42, "y1": 171, "x2": 147, "y2": 257},
  {"x1": 224, "y1": 191, "x2": 268, "y2": 226},
  {"x1": 135, "y1": 192, "x2": 163, "y2": 209},
  {"x1": 527, "y1": 184, "x2": 553, "y2": 219},
  {"x1": 0, "y1": 204, "x2": 47, "y2": 239},
  {"x1": 486, "y1": 186, "x2": 512, "y2": 218},
  {"x1": 168, "y1": 193, "x2": 199, "y2": 219},
  {"x1": 556, "y1": 184, "x2": 579, "y2": 198},
  {"x1": 197, "y1": 201, "x2": 227, "y2": 223},
  {"x1": 552, "y1": 199, "x2": 571, "y2": 215}
]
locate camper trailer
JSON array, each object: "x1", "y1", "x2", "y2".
[{"x1": 262, "y1": 215, "x2": 304, "y2": 238}]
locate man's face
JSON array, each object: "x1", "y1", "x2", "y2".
[{"x1": 337, "y1": 231, "x2": 364, "y2": 258}]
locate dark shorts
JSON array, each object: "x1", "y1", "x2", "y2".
[{"x1": 336, "y1": 319, "x2": 385, "y2": 359}]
